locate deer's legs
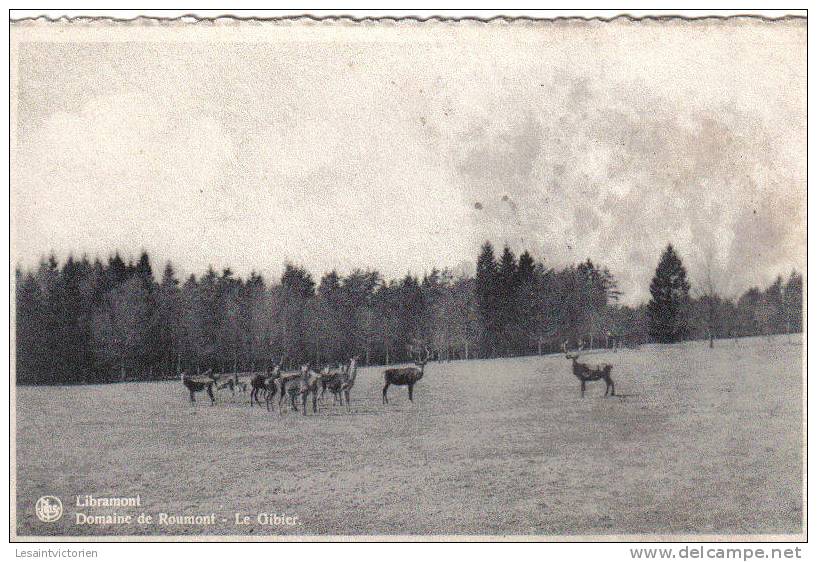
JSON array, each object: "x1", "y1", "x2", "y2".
[
  {"x1": 580, "y1": 380, "x2": 586, "y2": 398},
  {"x1": 607, "y1": 377, "x2": 615, "y2": 397},
  {"x1": 408, "y1": 384, "x2": 414, "y2": 402},
  {"x1": 382, "y1": 382, "x2": 390, "y2": 404},
  {"x1": 189, "y1": 389, "x2": 196, "y2": 404},
  {"x1": 206, "y1": 384, "x2": 215, "y2": 405},
  {"x1": 312, "y1": 391, "x2": 318, "y2": 414},
  {"x1": 344, "y1": 389, "x2": 350, "y2": 412}
]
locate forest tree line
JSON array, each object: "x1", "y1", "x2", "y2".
[{"x1": 14, "y1": 242, "x2": 803, "y2": 385}]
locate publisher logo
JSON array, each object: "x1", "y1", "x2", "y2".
[{"x1": 35, "y1": 496, "x2": 63, "y2": 522}]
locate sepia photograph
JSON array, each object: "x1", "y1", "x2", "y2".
[{"x1": 9, "y1": 11, "x2": 806, "y2": 543}]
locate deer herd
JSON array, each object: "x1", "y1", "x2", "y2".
[{"x1": 180, "y1": 341, "x2": 617, "y2": 415}]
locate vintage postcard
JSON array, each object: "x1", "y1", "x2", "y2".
[{"x1": 9, "y1": 13, "x2": 806, "y2": 542}]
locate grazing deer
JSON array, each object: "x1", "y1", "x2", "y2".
[
  {"x1": 181, "y1": 369, "x2": 218, "y2": 405},
  {"x1": 217, "y1": 373, "x2": 248, "y2": 397},
  {"x1": 277, "y1": 368, "x2": 307, "y2": 412},
  {"x1": 382, "y1": 348, "x2": 430, "y2": 404},
  {"x1": 563, "y1": 342, "x2": 615, "y2": 398}
]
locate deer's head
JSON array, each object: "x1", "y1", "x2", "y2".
[
  {"x1": 563, "y1": 341, "x2": 584, "y2": 361},
  {"x1": 413, "y1": 347, "x2": 431, "y2": 374},
  {"x1": 345, "y1": 356, "x2": 360, "y2": 381}
]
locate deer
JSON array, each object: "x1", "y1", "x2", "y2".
[
  {"x1": 319, "y1": 357, "x2": 359, "y2": 406},
  {"x1": 563, "y1": 342, "x2": 615, "y2": 398},
  {"x1": 250, "y1": 359, "x2": 284, "y2": 406},
  {"x1": 319, "y1": 362, "x2": 348, "y2": 404},
  {"x1": 277, "y1": 367, "x2": 307, "y2": 412},
  {"x1": 257, "y1": 366, "x2": 284, "y2": 412},
  {"x1": 382, "y1": 347, "x2": 430, "y2": 404},
  {"x1": 321, "y1": 357, "x2": 360, "y2": 409},
  {"x1": 281, "y1": 365, "x2": 321, "y2": 415},
  {"x1": 217, "y1": 372, "x2": 248, "y2": 397},
  {"x1": 250, "y1": 369, "x2": 271, "y2": 406},
  {"x1": 339, "y1": 356, "x2": 359, "y2": 412},
  {"x1": 181, "y1": 368, "x2": 218, "y2": 405}
]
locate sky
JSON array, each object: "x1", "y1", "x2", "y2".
[{"x1": 11, "y1": 18, "x2": 806, "y2": 304}]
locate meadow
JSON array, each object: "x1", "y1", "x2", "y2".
[{"x1": 15, "y1": 335, "x2": 803, "y2": 538}]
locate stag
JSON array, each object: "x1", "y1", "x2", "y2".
[
  {"x1": 563, "y1": 343, "x2": 615, "y2": 398},
  {"x1": 181, "y1": 369, "x2": 218, "y2": 405},
  {"x1": 382, "y1": 348, "x2": 430, "y2": 404}
]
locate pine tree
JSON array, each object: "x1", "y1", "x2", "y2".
[
  {"x1": 395, "y1": 274, "x2": 424, "y2": 361},
  {"x1": 15, "y1": 269, "x2": 43, "y2": 384},
  {"x1": 316, "y1": 271, "x2": 344, "y2": 364},
  {"x1": 783, "y1": 271, "x2": 803, "y2": 333},
  {"x1": 647, "y1": 244, "x2": 691, "y2": 343},
  {"x1": 240, "y1": 272, "x2": 267, "y2": 369},
  {"x1": 59, "y1": 255, "x2": 94, "y2": 382},
  {"x1": 107, "y1": 252, "x2": 128, "y2": 288},
  {"x1": 277, "y1": 264, "x2": 315, "y2": 365},
  {"x1": 514, "y1": 250, "x2": 537, "y2": 352},
  {"x1": 92, "y1": 276, "x2": 151, "y2": 381},
  {"x1": 134, "y1": 251, "x2": 159, "y2": 375},
  {"x1": 475, "y1": 242, "x2": 498, "y2": 357},
  {"x1": 496, "y1": 245, "x2": 519, "y2": 354},
  {"x1": 156, "y1": 263, "x2": 182, "y2": 375}
]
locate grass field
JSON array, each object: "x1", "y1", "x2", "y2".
[{"x1": 15, "y1": 335, "x2": 803, "y2": 538}]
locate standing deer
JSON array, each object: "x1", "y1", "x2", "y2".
[
  {"x1": 339, "y1": 356, "x2": 359, "y2": 412},
  {"x1": 382, "y1": 348, "x2": 430, "y2": 404},
  {"x1": 319, "y1": 357, "x2": 359, "y2": 409},
  {"x1": 181, "y1": 369, "x2": 218, "y2": 405},
  {"x1": 260, "y1": 367, "x2": 284, "y2": 412},
  {"x1": 251, "y1": 360, "x2": 283, "y2": 406},
  {"x1": 563, "y1": 342, "x2": 615, "y2": 398},
  {"x1": 283, "y1": 364, "x2": 321, "y2": 415}
]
